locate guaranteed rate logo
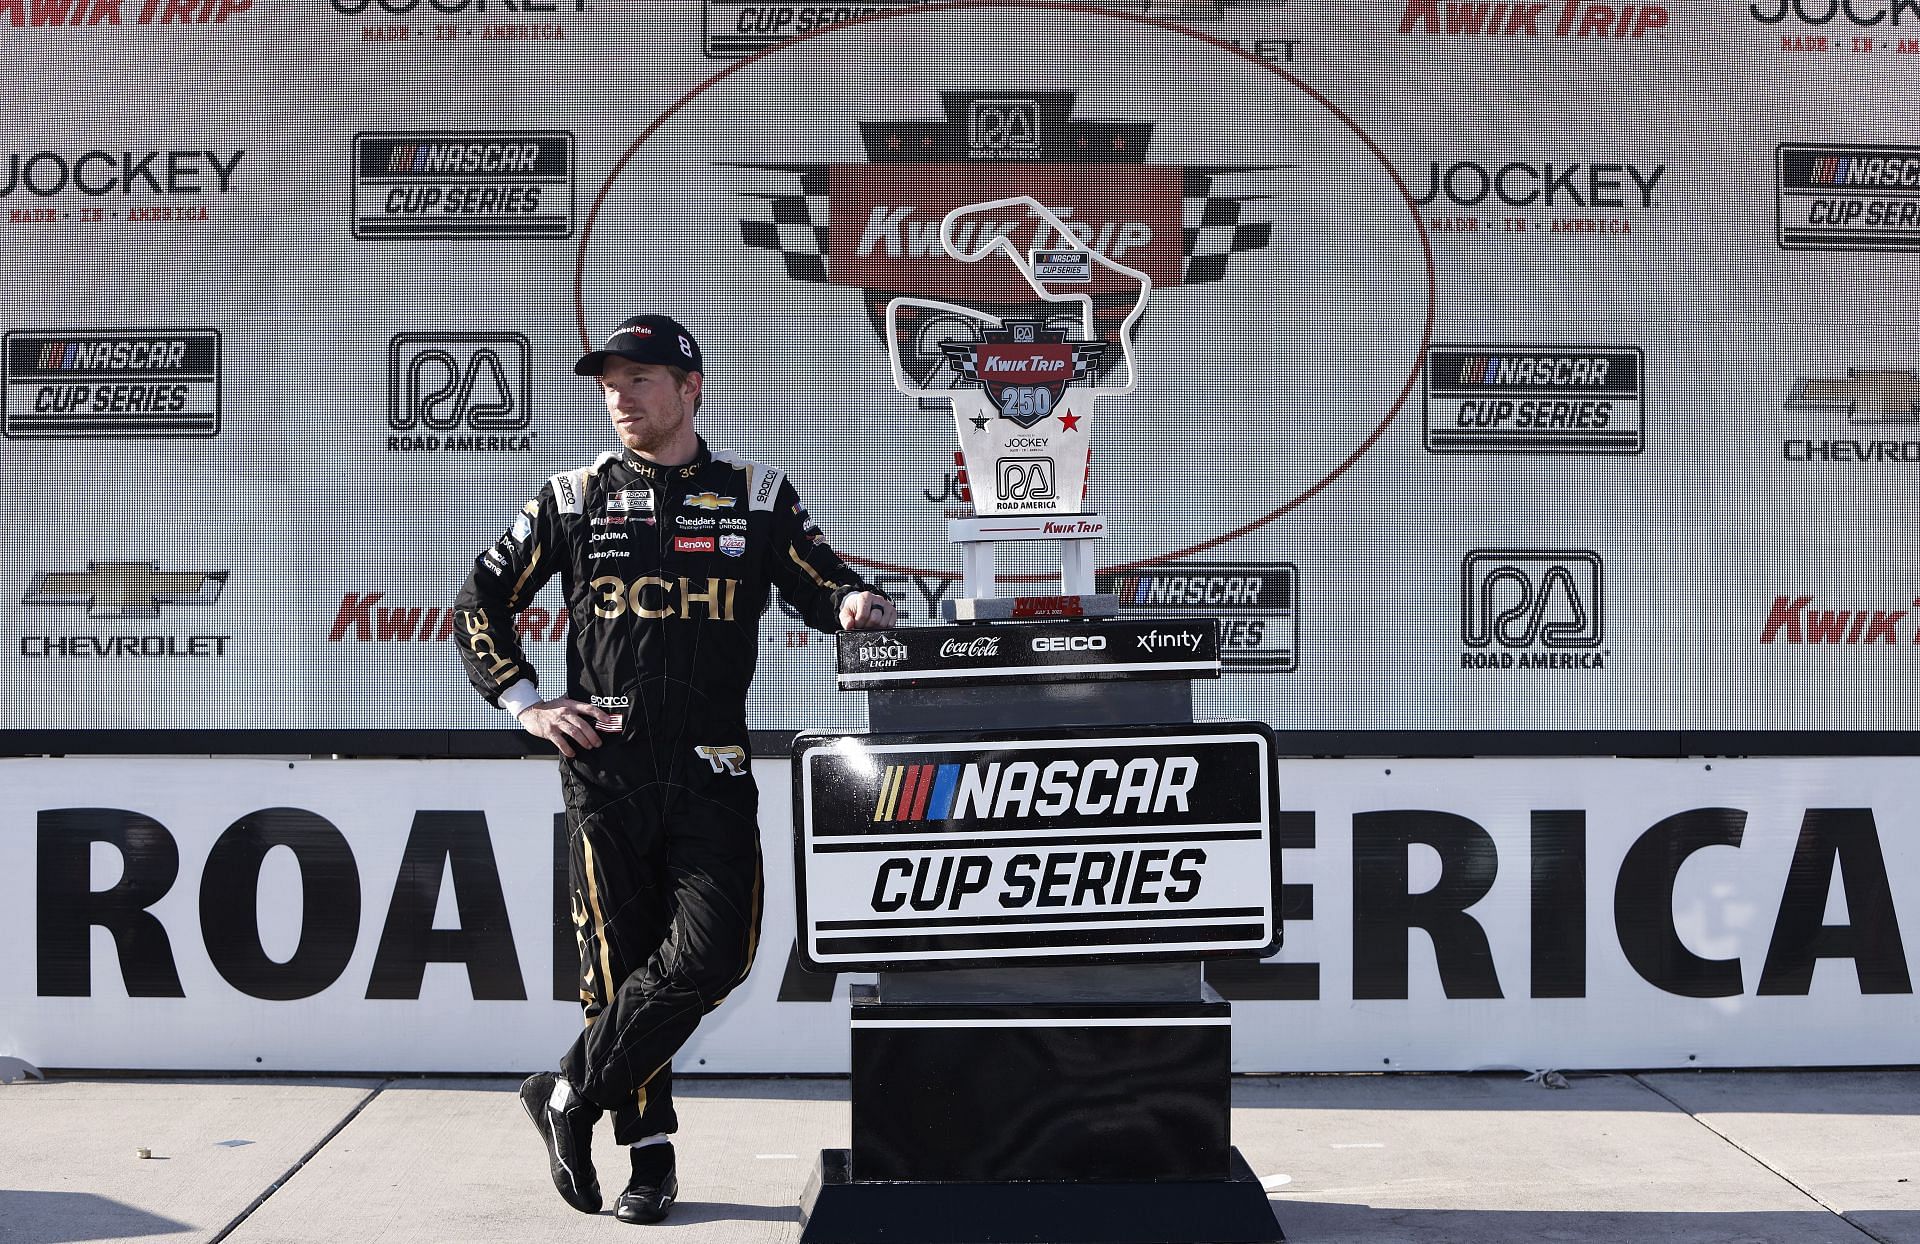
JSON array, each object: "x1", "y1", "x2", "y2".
[
  {"x1": 1460, "y1": 550, "x2": 1605, "y2": 670},
  {"x1": 1424, "y1": 346, "x2": 1644, "y2": 453},
  {"x1": 352, "y1": 131, "x2": 574, "y2": 240},
  {"x1": 4, "y1": 329, "x2": 220, "y2": 439},
  {"x1": 386, "y1": 333, "x2": 533, "y2": 452},
  {"x1": 1782, "y1": 367, "x2": 1920, "y2": 464},
  {"x1": 1777, "y1": 143, "x2": 1920, "y2": 251}
]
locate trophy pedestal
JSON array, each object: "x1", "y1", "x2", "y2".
[{"x1": 943, "y1": 511, "x2": 1117, "y2": 621}]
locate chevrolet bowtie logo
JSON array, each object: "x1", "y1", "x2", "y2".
[
  {"x1": 1787, "y1": 369, "x2": 1920, "y2": 423},
  {"x1": 683, "y1": 492, "x2": 736, "y2": 510},
  {"x1": 23, "y1": 562, "x2": 229, "y2": 619}
]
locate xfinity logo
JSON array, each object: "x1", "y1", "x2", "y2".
[
  {"x1": 1031, "y1": 634, "x2": 1106, "y2": 653},
  {"x1": 1136, "y1": 629, "x2": 1205, "y2": 654},
  {"x1": 24, "y1": 562, "x2": 227, "y2": 618},
  {"x1": 1461, "y1": 550, "x2": 1605, "y2": 667}
]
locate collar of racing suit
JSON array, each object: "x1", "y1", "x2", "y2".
[{"x1": 620, "y1": 438, "x2": 712, "y2": 483}]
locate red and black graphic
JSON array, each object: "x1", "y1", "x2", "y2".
[
  {"x1": 735, "y1": 90, "x2": 1280, "y2": 385},
  {"x1": 940, "y1": 320, "x2": 1106, "y2": 428}
]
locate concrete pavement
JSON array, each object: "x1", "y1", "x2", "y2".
[{"x1": 2, "y1": 1070, "x2": 1916, "y2": 1243}]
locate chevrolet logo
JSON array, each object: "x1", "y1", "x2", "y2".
[
  {"x1": 1787, "y1": 369, "x2": 1920, "y2": 423},
  {"x1": 23, "y1": 562, "x2": 229, "y2": 619},
  {"x1": 683, "y1": 492, "x2": 736, "y2": 510}
]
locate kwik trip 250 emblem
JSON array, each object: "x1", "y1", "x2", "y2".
[{"x1": 353, "y1": 131, "x2": 574, "y2": 240}]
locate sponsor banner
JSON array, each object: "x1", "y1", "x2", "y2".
[
  {"x1": 792, "y1": 724, "x2": 1280, "y2": 969},
  {"x1": 834, "y1": 618, "x2": 1220, "y2": 688},
  {"x1": 18, "y1": 562, "x2": 234, "y2": 661},
  {"x1": 4, "y1": 330, "x2": 220, "y2": 439},
  {"x1": 1777, "y1": 143, "x2": 1920, "y2": 251},
  {"x1": 1423, "y1": 346, "x2": 1644, "y2": 454},
  {"x1": 1100, "y1": 563, "x2": 1297, "y2": 672},
  {"x1": 1395, "y1": 0, "x2": 1669, "y2": 38},
  {"x1": 1781, "y1": 366, "x2": 1920, "y2": 464},
  {"x1": 701, "y1": 0, "x2": 928, "y2": 56},
  {"x1": 0, "y1": 0, "x2": 252, "y2": 26},
  {"x1": 352, "y1": 131, "x2": 574, "y2": 240},
  {"x1": 6, "y1": 756, "x2": 1920, "y2": 1073}
]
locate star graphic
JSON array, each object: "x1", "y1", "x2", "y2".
[
  {"x1": 1058, "y1": 412, "x2": 1081, "y2": 431},
  {"x1": 970, "y1": 414, "x2": 990, "y2": 431}
]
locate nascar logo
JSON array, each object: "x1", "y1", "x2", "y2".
[{"x1": 872, "y1": 756, "x2": 1198, "y2": 823}]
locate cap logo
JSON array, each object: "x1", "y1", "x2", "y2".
[{"x1": 678, "y1": 335, "x2": 693, "y2": 357}]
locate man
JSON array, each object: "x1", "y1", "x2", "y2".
[{"x1": 453, "y1": 314, "x2": 896, "y2": 1224}]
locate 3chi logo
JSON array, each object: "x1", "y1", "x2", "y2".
[
  {"x1": 696, "y1": 743, "x2": 748, "y2": 776},
  {"x1": 1460, "y1": 550, "x2": 1605, "y2": 669},
  {"x1": 995, "y1": 456, "x2": 1056, "y2": 503},
  {"x1": 387, "y1": 333, "x2": 531, "y2": 452},
  {"x1": 942, "y1": 320, "x2": 1106, "y2": 428},
  {"x1": 23, "y1": 562, "x2": 228, "y2": 619}
]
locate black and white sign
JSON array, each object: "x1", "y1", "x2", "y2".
[
  {"x1": 3, "y1": 329, "x2": 219, "y2": 439},
  {"x1": 1777, "y1": 144, "x2": 1920, "y2": 252},
  {"x1": 352, "y1": 131, "x2": 574, "y2": 240},
  {"x1": 835, "y1": 619, "x2": 1219, "y2": 689},
  {"x1": 1423, "y1": 345, "x2": 1644, "y2": 454},
  {"x1": 792, "y1": 723, "x2": 1280, "y2": 970}
]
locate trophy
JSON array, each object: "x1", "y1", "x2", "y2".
[{"x1": 885, "y1": 195, "x2": 1152, "y2": 621}]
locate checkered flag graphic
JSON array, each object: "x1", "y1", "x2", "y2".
[
  {"x1": 1182, "y1": 168, "x2": 1275, "y2": 285},
  {"x1": 738, "y1": 164, "x2": 832, "y2": 284}
]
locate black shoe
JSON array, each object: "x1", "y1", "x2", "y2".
[
  {"x1": 615, "y1": 1143, "x2": 677, "y2": 1224},
  {"x1": 519, "y1": 1072, "x2": 602, "y2": 1214}
]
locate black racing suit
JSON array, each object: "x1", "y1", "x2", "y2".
[{"x1": 454, "y1": 437, "x2": 879, "y2": 1142}]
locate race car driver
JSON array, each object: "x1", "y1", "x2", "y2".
[{"x1": 453, "y1": 313, "x2": 896, "y2": 1224}]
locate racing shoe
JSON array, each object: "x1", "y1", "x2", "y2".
[
  {"x1": 519, "y1": 1071, "x2": 602, "y2": 1214},
  {"x1": 615, "y1": 1142, "x2": 678, "y2": 1224}
]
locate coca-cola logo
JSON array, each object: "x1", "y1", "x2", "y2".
[{"x1": 938, "y1": 635, "x2": 1001, "y2": 659}]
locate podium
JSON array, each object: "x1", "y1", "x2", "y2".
[{"x1": 792, "y1": 619, "x2": 1285, "y2": 1244}]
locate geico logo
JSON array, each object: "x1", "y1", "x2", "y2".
[
  {"x1": 1031, "y1": 634, "x2": 1107, "y2": 653},
  {"x1": 0, "y1": 150, "x2": 245, "y2": 198},
  {"x1": 459, "y1": 609, "x2": 519, "y2": 678},
  {"x1": 588, "y1": 574, "x2": 739, "y2": 621},
  {"x1": 947, "y1": 755, "x2": 1199, "y2": 820}
]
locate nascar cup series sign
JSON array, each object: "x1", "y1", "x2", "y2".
[{"x1": 793, "y1": 723, "x2": 1280, "y2": 970}]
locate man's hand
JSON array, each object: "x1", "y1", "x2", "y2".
[
  {"x1": 839, "y1": 590, "x2": 898, "y2": 631},
  {"x1": 516, "y1": 696, "x2": 616, "y2": 758}
]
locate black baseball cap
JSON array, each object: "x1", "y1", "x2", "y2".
[{"x1": 573, "y1": 314, "x2": 704, "y2": 376}]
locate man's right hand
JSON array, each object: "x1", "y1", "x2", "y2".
[{"x1": 517, "y1": 696, "x2": 616, "y2": 758}]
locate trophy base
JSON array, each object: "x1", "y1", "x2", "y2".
[{"x1": 942, "y1": 593, "x2": 1119, "y2": 622}]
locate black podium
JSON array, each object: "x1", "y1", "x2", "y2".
[{"x1": 791, "y1": 617, "x2": 1285, "y2": 1244}]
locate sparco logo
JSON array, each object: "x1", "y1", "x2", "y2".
[
  {"x1": 1777, "y1": 144, "x2": 1920, "y2": 251},
  {"x1": 386, "y1": 333, "x2": 532, "y2": 453},
  {"x1": 735, "y1": 90, "x2": 1278, "y2": 386},
  {"x1": 1423, "y1": 346, "x2": 1644, "y2": 454},
  {"x1": 1751, "y1": 0, "x2": 1920, "y2": 26},
  {"x1": 1783, "y1": 367, "x2": 1920, "y2": 464},
  {"x1": 1761, "y1": 595, "x2": 1920, "y2": 645},
  {"x1": 1100, "y1": 562, "x2": 1296, "y2": 671},
  {"x1": 1410, "y1": 160, "x2": 1664, "y2": 209},
  {"x1": 938, "y1": 636, "x2": 1000, "y2": 659},
  {"x1": 21, "y1": 562, "x2": 230, "y2": 659},
  {"x1": 1, "y1": 149, "x2": 243, "y2": 197},
  {"x1": 1460, "y1": 550, "x2": 1605, "y2": 669},
  {"x1": 1398, "y1": 0, "x2": 1668, "y2": 36},
  {"x1": 352, "y1": 131, "x2": 574, "y2": 240},
  {"x1": 4, "y1": 329, "x2": 220, "y2": 439},
  {"x1": 702, "y1": 1, "x2": 927, "y2": 56},
  {"x1": 0, "y1": 0, "x2": 249, "y2": 26}
]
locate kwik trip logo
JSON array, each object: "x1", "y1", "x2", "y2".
[
  {"x1": 1398, "y1": 0, "x2": 1668, "y2": 36},
  {"x1": 1762, "y1": 593, "x2": 1920, "y2": 646},
  {"x1": 1777, "y1": 144, "x2": 1920, "y2": 251},
  {"x1": 386, "y1": 333, "x2": 532, "y2": 453},
  {"x1": 735, "y1": 90, "x2": 1278, "y2": 382},
  {"x1": 4, "y1": 330, "x2": 220, "y2": 439},
  {"x1": 20, "y1": 562, "x2": 231, "y2": 659},
  {"x1": 1098, "y1": 562, "x2": 1296, "y2": 671},
  {"x1": 1424, "y1": 346, "x2": 1644, "y2": 454},
  {"x1": 1783, "y1": 367, "x2": 1920, "y2": 464},
  {"x1": 0, "y1": 0, "x2": 249, "y2": 26},
  {"x1": 1460, "y1": 550, "x2": 1605, "y2": 669},
  {"x1": 353, "y1": 132, "x2": 574, "y2": 240},
  {"x1": 702, "y1": 1, "x2": 926, "y2": 55}
]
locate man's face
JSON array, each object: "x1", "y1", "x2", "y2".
[{"x1": 596, "y1": 356, "x2": 701, "y2": 456}]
